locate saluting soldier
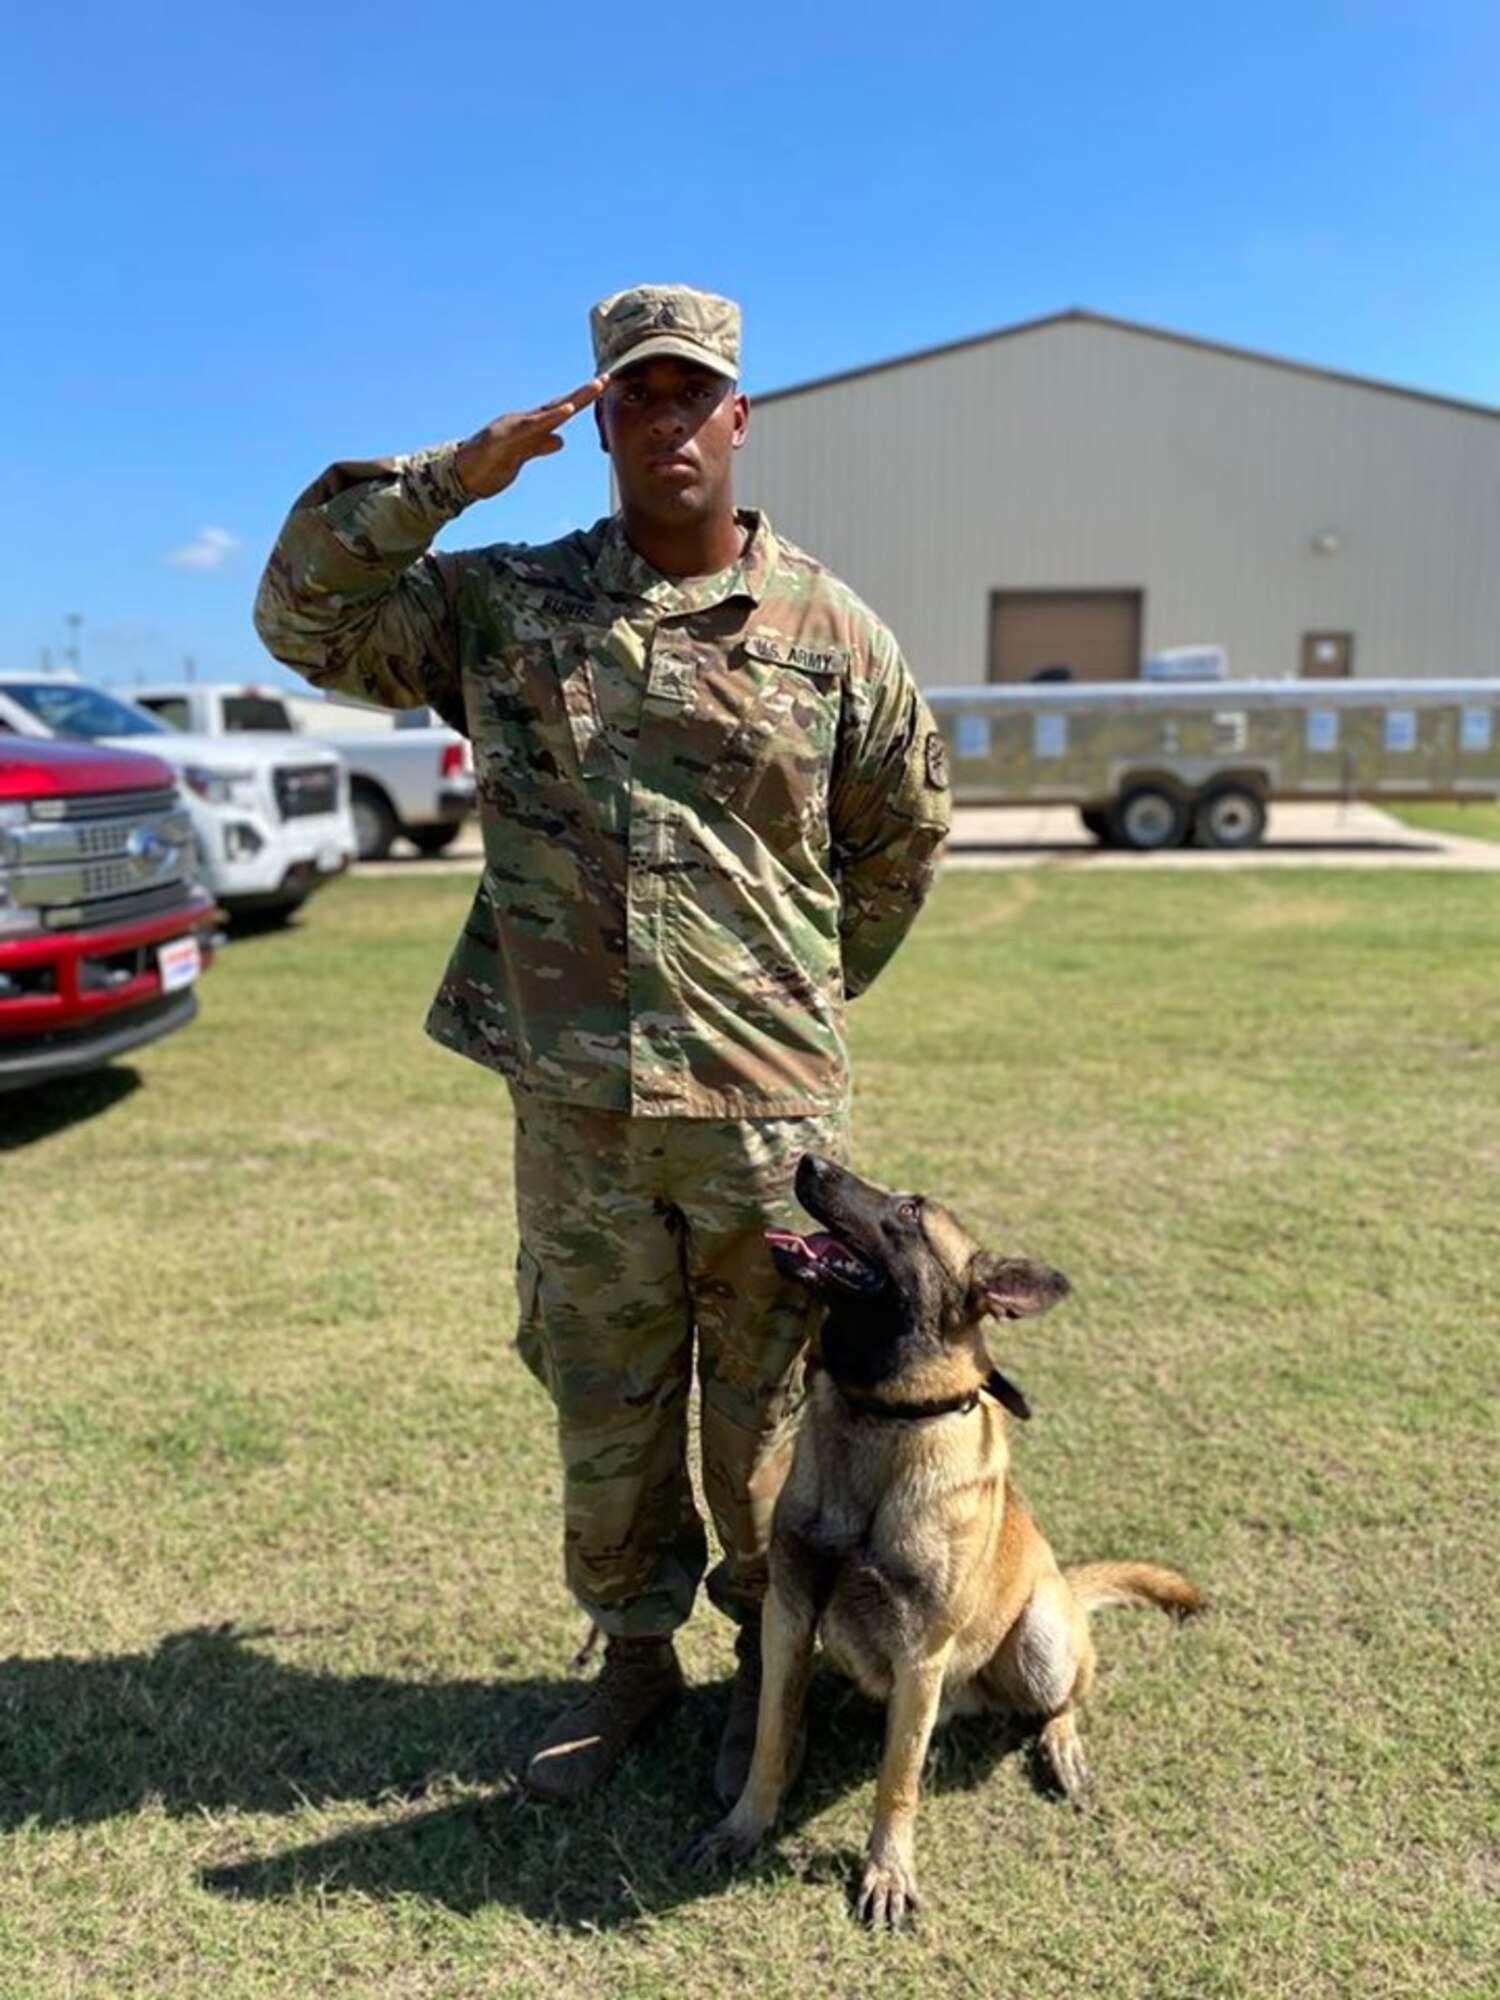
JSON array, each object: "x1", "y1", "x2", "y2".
[{"x1": 254, "y1": 283, "x2": 951, "y2": 1804}]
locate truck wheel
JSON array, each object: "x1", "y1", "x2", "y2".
[
  {"x1": 1109, "y1": 785, "x2": 1189, "y2": 851},
  {"x1": 1192, "y1": 785, "x2": 1268, "y2": 849},
  {"x1": 350, "y1": 782, "x2": 399, "y2": 861},
  {"x1": 407, "y1": 824, "x2": 462, "y2": 857},
  {"x1": 1078, "y1": 807, "x2": 1114, "y2": 844}
]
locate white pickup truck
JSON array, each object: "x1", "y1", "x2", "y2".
[
  {"x1": 133, "y1": 681, "x2": 476, "y2": 861},
  {"x1": 0, "y1": 674, "x2": 355, "y2": 921}
]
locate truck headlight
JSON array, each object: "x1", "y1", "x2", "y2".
[
  {"x1": 182, "y1": 764, "x2": 258, "y2": 808},
  {"x1": 0, "y1": 873, "x2": 37, "y2": 937},
  {"x1": 0, "y1": 804, "x2": 33, "y2": 935}
]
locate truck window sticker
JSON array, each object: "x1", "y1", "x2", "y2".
[
  {"x1": 1306, "y1": 709, "x2": 1339, "y2": 753},
  {"x1": 955, "y1": 714, "x2": 992, "y2": 760},
  {"x1": 1384, "y1": 710, "x2": 1417, "y2": 753},
  {"x1": 1033, "y1": 714, "x2": 1067, "y2": 759},
  {"x1": 1460, "y1": 707, "x2": 1493, "y2": 753}
]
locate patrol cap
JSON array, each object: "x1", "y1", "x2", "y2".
[{"x1": 590, "y1": 283, "x2": 741, "y2": 381}]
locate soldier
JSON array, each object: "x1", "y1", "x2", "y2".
[{"x1": 254, "y1": 284, "x2": 951, "y2": 1805}]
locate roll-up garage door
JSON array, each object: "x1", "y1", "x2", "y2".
[{"x1": 988, "y1": 589, "x2": 1143, "y2": 683}]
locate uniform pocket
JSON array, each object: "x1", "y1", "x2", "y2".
[
  {"x1": 695, "y1": 635, "x2": 851, "y2": 808},
  {"x1": 472, "y1": 634, "x2": 609, "y2": 788},
  {"x1": 513, "y1": 1245, "x2": 555, "y2": 1395}
]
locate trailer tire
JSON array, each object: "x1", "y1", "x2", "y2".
[
  {"x1": 1079, "y1": 807, "x2": 1114, "y2": 844},
  {"x1": 1109, "y1": 785, "x2": 1189, "y2": 851},
  {"x1": 1192, "y1": 785, "x2": 1268, "y2": 849},
  {"x1": 350, "y1": 781, "x2": 399, "y2": 862}
]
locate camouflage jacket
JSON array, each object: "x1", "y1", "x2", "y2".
[{"x1": 253, "y1": 442, "x2": 950, "y2": 1117}]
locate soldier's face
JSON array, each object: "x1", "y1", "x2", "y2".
[{"x1": 597, "y1": 359, "x2": 749, "y2": 526}]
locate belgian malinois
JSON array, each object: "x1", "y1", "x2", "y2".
[{"x1": 692, "y1": 1155, "x2": 1203, "y2": 1927}]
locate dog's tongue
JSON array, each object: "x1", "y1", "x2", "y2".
[
  {"x1": 765, "y1": 1228, "x2": 803, "y2": 1252},
  {"x1": 765, "y1": 1229, "x2": 881, "y2": 1291},
  {"x1": 764, "y1": 1228, "x2": 833, "y2": 1269}
]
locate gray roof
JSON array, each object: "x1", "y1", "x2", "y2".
[{"x1": 753, "y1": 308, "x2": 1500, "y2": 424}]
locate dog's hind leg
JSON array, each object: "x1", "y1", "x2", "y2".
[
  {"x1": 983, "y1": 1572, "x2": 1096, "y2": 1800},
  {"x1": 690, "y1": 1583, "x2": 815, "y2": 1870},
  {"x1": 1036, "y1": 1707, "x2": 1090, "y2": 1799},
  {"x1": 858, "y1": 1640, "x2": 954, "y2": 1927}
]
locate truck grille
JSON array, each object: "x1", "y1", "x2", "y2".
[
  {"x1": 3, "y1": 797, "x2": 196, "y2": 917},
  {"x1": 30, "y1": 784, "x2": 181, "y2": 824},
  {"x1": 274, "y1": 762, "x2": 340, "y2": 819},
  {"x1": 41, "y1": 882, "x2": 201, "y2": 931}
]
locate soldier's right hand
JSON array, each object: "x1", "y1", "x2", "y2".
[{"x1": 453, "y1": 377, "x2": 608, "y2": 499}]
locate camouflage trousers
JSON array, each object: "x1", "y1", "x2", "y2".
[{"x1": 509, "y1": 1088, "x2": 849, "y2": 1640}]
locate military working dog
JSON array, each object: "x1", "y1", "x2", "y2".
[{"x1": 692, "y1": 1154, "x2": 1203, "y2": 1927}]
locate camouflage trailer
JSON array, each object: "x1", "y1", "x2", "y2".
[{"x1": 928, "y1": 678, "x2": 1500, "y2": 850}]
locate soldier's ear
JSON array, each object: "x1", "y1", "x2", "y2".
[
  {"x1": 732, "y1": 390, "x2": 751, "y2": 447},
  {"x1": 595, "y1": 403, "x2": 610, "y2": 453},
  {"x1": 971, "y1": 1253, "x2": 1070, "y2": 1322}
]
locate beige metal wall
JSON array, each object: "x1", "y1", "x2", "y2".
[{"x1": 733, "y1": 317, "x2": 1500, "y2": 687}]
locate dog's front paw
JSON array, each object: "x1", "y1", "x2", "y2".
[
  {"x1": 856, "y1": 1849, "x2": 921, "y2": 1929},
  {"x1": 687, "y1": 1818, "x2": 763, "y2": 1874}
]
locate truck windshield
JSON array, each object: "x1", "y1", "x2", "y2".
[{"x1": 2, "y1": 682, "x2": 171, "y2": 739}]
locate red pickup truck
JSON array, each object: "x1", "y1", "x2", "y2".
[{"x1": 0, "y1": 735, "x2": 221, "y2": 1094}]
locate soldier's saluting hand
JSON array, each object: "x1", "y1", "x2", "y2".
[{"x1": 453, "y1": 376, "x2": 608, "y2": 499}]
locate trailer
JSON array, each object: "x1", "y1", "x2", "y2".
[{"x1": 926, "y1": 678, "x2": 1500, "y2": 849}]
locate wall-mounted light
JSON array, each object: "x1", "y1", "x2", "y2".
[{"x1": 1309, "y1": 530, "x2": 1343, "y2": 556}]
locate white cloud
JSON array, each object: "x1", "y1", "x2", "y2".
[{"x1": 166, "y1": 526, "x2": 242, "y2": 572}]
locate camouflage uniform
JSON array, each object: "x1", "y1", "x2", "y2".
[
  {"x1": 512, "y1": 1094, "x2": 847, "y2": 1633},
  {"x1": 253, "y1": 287, "x2": 950, "y2": 1640}
]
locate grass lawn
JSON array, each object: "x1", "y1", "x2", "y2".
[
  {"x1": 1386, "y1": 798, "x2": 1500, "y2": 842},
  {"x1": 2, "y1": 866, "x2": 1496, "y2": 1999}
]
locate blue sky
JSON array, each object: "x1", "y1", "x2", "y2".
[{"x1": 4, "y1": 1, "x2": 1497, "y2": 690}]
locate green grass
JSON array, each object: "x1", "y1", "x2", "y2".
[
  {"x1": 1386, "y1": 798, "x2": 1500, "y2": 841},
  {"x1": 3, "y1": 868, "x2": 1497, "y2": 1999}
]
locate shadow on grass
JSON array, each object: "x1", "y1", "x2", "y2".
[
  {"x1": 222, "y1": 907, "x2": 309, "y2": 940},
  {"x1": 0, "y1": 1064, "x2": 141, "y2": 1149},
  {"x1": 0, "y1": 1623, "x2": 1035, "y2": 1929}
]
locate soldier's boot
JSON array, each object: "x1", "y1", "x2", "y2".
[
  {"x1": 714, "y1": 1618, "x2": 807, "y2": 1807},
  {"x1": 523, "y1": 1637, "x2": 685, "y2": 1804}
]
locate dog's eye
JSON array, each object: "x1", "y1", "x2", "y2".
[{"x1": 896, "y1": 1199, "x2": 922, "y2": 1222}]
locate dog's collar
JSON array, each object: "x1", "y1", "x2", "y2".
[{"x1": 837, "y1": 1368, "x2": 1031, "y2": 1424}]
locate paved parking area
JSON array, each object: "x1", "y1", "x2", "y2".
[
  {"x1": 364, "y1": 801, "x2": 1500, "y2": 874},
  {"x1": 941, "y1": 800, "x2": 1500, "y2": 870}
]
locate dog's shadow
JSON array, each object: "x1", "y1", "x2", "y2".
[{"x1": 1, "y1": 1624, "x2": 1043, "y2": 1927}]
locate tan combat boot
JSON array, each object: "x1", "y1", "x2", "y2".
[{"x1": 524, "y1": 1637, "x2": 685, "y2": 1803}]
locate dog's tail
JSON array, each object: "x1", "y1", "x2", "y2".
[{"x1": 1065, "y1": 1561, "x2": 1204, "y2": 1620}]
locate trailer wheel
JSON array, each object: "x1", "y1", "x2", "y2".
[
  {"x1": 1109, "y1": 785, "x2": 1189, "y2": 851},
  {"x1": 1192, "y1": 785, "x2": 1267, "y2": 849},
  {"x1": 1078, "y1": 807, "x2": 1114, "y2": 844}
]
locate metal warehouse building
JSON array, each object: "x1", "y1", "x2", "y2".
[{"x1": 734, "y1": 310, "x2": 1500, "y2": 688}]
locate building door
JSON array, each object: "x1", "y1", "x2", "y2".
[
  {"x1": 1301, "y1": 631, "x2": 1354, "y2": 678},
  {"x1": 988, "y1": 589, "x2": 1143, "y2": 683}
]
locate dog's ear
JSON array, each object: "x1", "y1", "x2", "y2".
[{"x1": 971, "y1": 1254, "x2": 1070, "y2": 1322}]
